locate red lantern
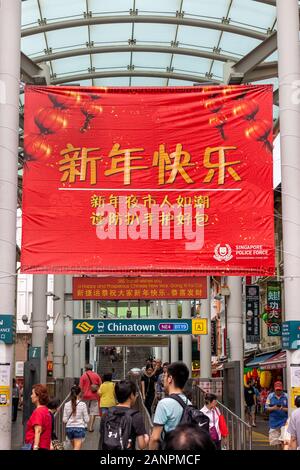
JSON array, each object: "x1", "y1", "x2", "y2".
[
  {"x1": 34, "y1": 107, "x2": 68, "y2": 134},
  {"x1": 80, "y1": 96, "x2": 103, "y2": 133},
  {"x1": 209, "y1": 112, "x2": 228, "y2": 140},
  {"x1": 24, "y1": 133, "x2": 52, "y2": 162},
  {"x1": 204, "y1": 96, "x2": 225, "y2": 113},
  {"x1": 245, "y1": 120, "x2": 272, "y2": 152},
  {"x1": 48, "y1": 91, "x2": 81, "y2": 109},
  {"x1": 232, "y1": 100, "x2": 259, "y2": 121}
]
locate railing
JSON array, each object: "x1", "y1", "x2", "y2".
[
  {"x1": 193, "y1": 385, "x2": 252, "y2": 450},
  {"x1": 54, "y1": 392, "x2": 71, "y2": 442}
]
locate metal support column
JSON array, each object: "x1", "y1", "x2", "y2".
[
  {"x1": 53, "y1": 275, "x2": 65, "y2": 379},
  {"x1": 0, "y1": 0, "x2": 21, "y2": 450},
  {"x1": 182, "y1": 301, "x2": 192, "y2": 375},
  {"x1": 161, "y1": 301, "x2": 170, "y2": 363},
  {"x1": 64, "y1": 276, "x2": 73, "y2": 378},
  {"x1": 200, "y1": 277, "x2": 212, "y2": 378},
  {"x1": 32, "y1": 275, "x2": 48, "y2": 384},
  {"x1": 276, "y1": 0, "x2": 300, "y2": 412},
  {"x1": 73, "y1": 301, "x2": 81, "y2": 378},
  {"x1": 79, "y1": 301, "x2": 86, "y2": 373},
  {"x1": 155, "y1": 301, "x2": 162, "y2": 360},
  {"x1": 170, "y1": 301, "x2": 179, "y2": 362},
  {"x1": 227, "y1": 276, "x2": 244, "y2": 419}
]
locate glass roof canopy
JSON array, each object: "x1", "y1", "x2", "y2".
[{"x1": 21, "y1": 0, "x2": 279, "y2": 88}]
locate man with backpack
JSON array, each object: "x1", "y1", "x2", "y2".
[
  {"x1": 149, "y1": 362, "x2": 210, "y2": 450},
  {"x1": 99, "y1": 380, "x2": 149, "y2": 450}
]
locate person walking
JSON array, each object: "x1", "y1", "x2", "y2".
[
  {"x1": 12, "y1": 378, "x2": 20, "y2": 422},
  {"x1": 141, "y1": 364, "x2": 156, "y2": 417},
  {"x1": 201, "y1": 393, "x2": 223, "y2": 450},
  {"x1": 244, "y1": 379, "x2": 257, "y2": 427},
  {"x1": 24, "y1": 384, "x2": 52, "y2": 450},
  {"x1": 266, "y1": 381, "x2": 288, "y2": 449},
  {"x1": 98, "y1": 373, "x2": 116, "y2": 417},
  {"x1": 79, "y1": 364, "x2": 102, "y2": 432},
  {"x1": 288, "y1": 395, "x2": 300, "y2": 450},
  {"x1": 63, "y1": 385, "x2": 89, "y2": 450}
]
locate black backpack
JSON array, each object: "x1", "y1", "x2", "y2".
[
  {"x1": 168, "y1": 394, "x2": 210, "y2": 433},
  {"x1": 99, "y1": 408, "x2": 138, "y2": 451}
]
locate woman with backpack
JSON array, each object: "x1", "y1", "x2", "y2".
[{"x1": 63, "y1": 385, "x2": 89, "y2": 450}]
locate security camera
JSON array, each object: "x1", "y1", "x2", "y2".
[{"x1": 22, "y1": 314, "x2": 28, "y2": 324}]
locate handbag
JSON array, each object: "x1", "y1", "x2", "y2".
[
  {"x1": 216, "y1": 408, "x2": 229, "y2": 438},
  {"x1": 86, "y1": 372, "x2": 99, "y2": 393}
]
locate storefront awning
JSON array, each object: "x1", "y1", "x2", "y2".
[
  {"x1": 260, "y1": 351, "x2": 286, "y2": 370},
  {"x1": 245, "y1": 352, "x2": 276, "y2": 368}
]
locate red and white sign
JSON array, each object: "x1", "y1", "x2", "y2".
[{"x1": 21, "y1": 85, "x2": 274, "y2": 276}]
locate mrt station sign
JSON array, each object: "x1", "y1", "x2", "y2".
[
  {"x1": 73, "y1": 276, "x2": 207, "y2": 300},
  {"x1": 21, "y1": 85, "x2": 274, "y2": 276}
]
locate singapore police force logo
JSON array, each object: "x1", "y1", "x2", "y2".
[{"x1": 213, "y1": 244, "x2": 233, "y2": 262}]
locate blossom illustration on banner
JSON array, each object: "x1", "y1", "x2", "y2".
[
  {"x1": 80, "y1": 95, "x2": 103, "y2": 133},
  {"x1": 245, "y1": 120, "x2": 273, "y2": 153}
]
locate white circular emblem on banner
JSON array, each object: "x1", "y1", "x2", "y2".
[{"x1": 213, "y1": 244, "x2": 233, "y2": 262}]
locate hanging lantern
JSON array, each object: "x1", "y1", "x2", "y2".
[
  {"x1": 80, "y1": 96, "x2": 103, "y2": 133},
  {"x1": 245, "y1": 120, "x2": 273, "y2": 153},
  {"x1": 24, "y1": 133, "x2": 52, "y2": 162},
  {"x1": 232, "y1": 100, "x2": 259, "y2": 121},
  {"x1": 48, "y1": 91, "x2": 81, "y2": 109},
  {"x1": 204, "y1": 95, "x2": 225, "y2": 113},
  {"x1": 34, "y1": 107, "x2": 68, "y2": 134}
]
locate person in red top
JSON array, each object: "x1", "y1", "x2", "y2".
[
  {"x1": 79, "y1": 364, "x2": 102, "y2": 432},
  {"x1": 24, "y1": 384, "x2": 52, "y2": 450}
]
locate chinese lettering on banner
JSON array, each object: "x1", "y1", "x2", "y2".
[
  {"x1": 73, "y1": 276, "x2": 207, "y2": 300},
  {"x1": 21, "y1": 85, "x2": 274, "y2": 276},
  {"x1": 245, "y1": 285, "x2": 260, "y2": 343},
  {"x1": 267, "y1": 284, "x2": 282, "y2": 336}
]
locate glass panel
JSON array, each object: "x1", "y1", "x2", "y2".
[
  {"x1": 94, "y1": 77, "x2": 130, "y2": 86},
  {"x1": 168, "y1": 79, "x2": 194, "y2": 86},
  {"x1": 51, "y1": 56, "x2": 90, "y2": 75},
  {"x1": 93, "y1": 52, "x2": 131, "y2": 69},
  {"x1": 172, "y1": 55, "x2": 211, "y2": 75},
  {"x1": 131, "y1": 77, "x2": 167, "y2": 86},
  {"x1": 265, "y1": 51, "x2": 278, "y2": 63},
  {"x1": 45, "y1": 27, "x2": 88, "y2": 49},
  {"x1": 21, "y1": 0, "x2": 40, "y2": 28},
  {"x1": 177, "y1": 25, "x2": 220, "y2": 50},
  {"x1": 39, "y1": 0, "x2": 85, "y2": 21},
  {"x1": 183, "y1": 0, "x2": 229, "y2": 20},
  {"x1": 89, "y1": 0, "x2": 133, "y2": 14},
  {"x1": 132, "y1": 52, "x2": 171, "y2": 69},
  {"x1": 229, "y1": 0, "x2": 276, "y2": 32},
  {"x1": 211, "y1": 61, "x2": 225, "y2": 80},
  {"x1": 136, "y1": 0, "x2": 181, "y2": 15},
  {"x1": 220, "y1": 32, "x2": 260, "y2": 56},
  {"x1": 134, "y1": 23, "x2": 177, "y2": 44},
  {"x1": 90, "y1": 24, "x2": 132, "y2": 44},
  {"x1": 21, "y1": 34, "x2": 46, "y2": 57}
]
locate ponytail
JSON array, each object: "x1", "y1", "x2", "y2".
[{"x1": 70, "y1": 385, "x2": 81, "y2": 416}]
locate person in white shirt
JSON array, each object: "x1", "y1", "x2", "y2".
[
  {"x1": 201, "y1": 393, "x2": 222, "y2": 450},
  {"x1": 63, "y1": 385, "x2": 89, "y2": 450}
]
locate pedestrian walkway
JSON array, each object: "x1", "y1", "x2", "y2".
[{"x1": 252, "y1": 415, "x2": 271, "y2": 450}]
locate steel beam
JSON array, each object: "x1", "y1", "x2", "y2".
[
  {"x1": 244, "y1": 60, "x2": 277, "y2": 81},
  {"x1": 21, "y1": 15, "x2": 267, "y2": 41},
  {"x1": 21, "y1": 51, "x2": 50, "y2": 84},
  {"x1": 51, "y1": 69, "x2": 221, "y2": 85},
  {"x1": 34, "y1": 44, "x2": 238, "y2": 65}
]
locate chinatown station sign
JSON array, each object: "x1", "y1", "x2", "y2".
[
  {"x1": 73, "y1": 318, "x2": 208, "y2": 336},
  {"x1": 21, "y1": 85, "x2": 274, "y2": 276},
  {"x1": 73, "y1": 276, "x2": 207, "y2": 300}
]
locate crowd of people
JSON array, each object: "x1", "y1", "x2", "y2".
[{"x1": 19, "y1": 359, "x2": 300, "y2": 451}]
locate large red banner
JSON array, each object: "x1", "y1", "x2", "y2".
[{"x1": 21, "y1": 85, "x2": 274, "y2": 275}]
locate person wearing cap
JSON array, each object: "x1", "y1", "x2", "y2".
[
  {"x1": 266, "y1": 381, "x2": 288, "y2": 449},
  {"x1": 287, "y1": 395, "x2": 300, "y2": 450}
]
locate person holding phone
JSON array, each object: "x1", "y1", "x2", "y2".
[{"x1": 266, "y1": 381, "x2": 288, "y2": 449}]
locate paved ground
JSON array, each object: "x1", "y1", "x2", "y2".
[{"x1": 251, "y1": 414, "x2": 272, "y2": 450}]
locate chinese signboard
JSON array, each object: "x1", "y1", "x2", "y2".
[
  {"x1": 73, "y1": 318, "x2": 207, "y2": 335},
  {"x1": 282, "y1": 321, "x2": 300, "y2": 349},
  {"x1": 21, "y1": 85, "x2": 274, "y2": 276},
  {"x1": 246, "y1": 285, "x2": 260, "y2": 343},
  {"x1": 73, "y1": 276, "x2": 207, "y2": 300},
  {"x1": 0, "y1": 315, "x2": 15, "y2": 344},
  {"x1": 267, "y1": 284, "x2": 282, "y2": 336}
]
